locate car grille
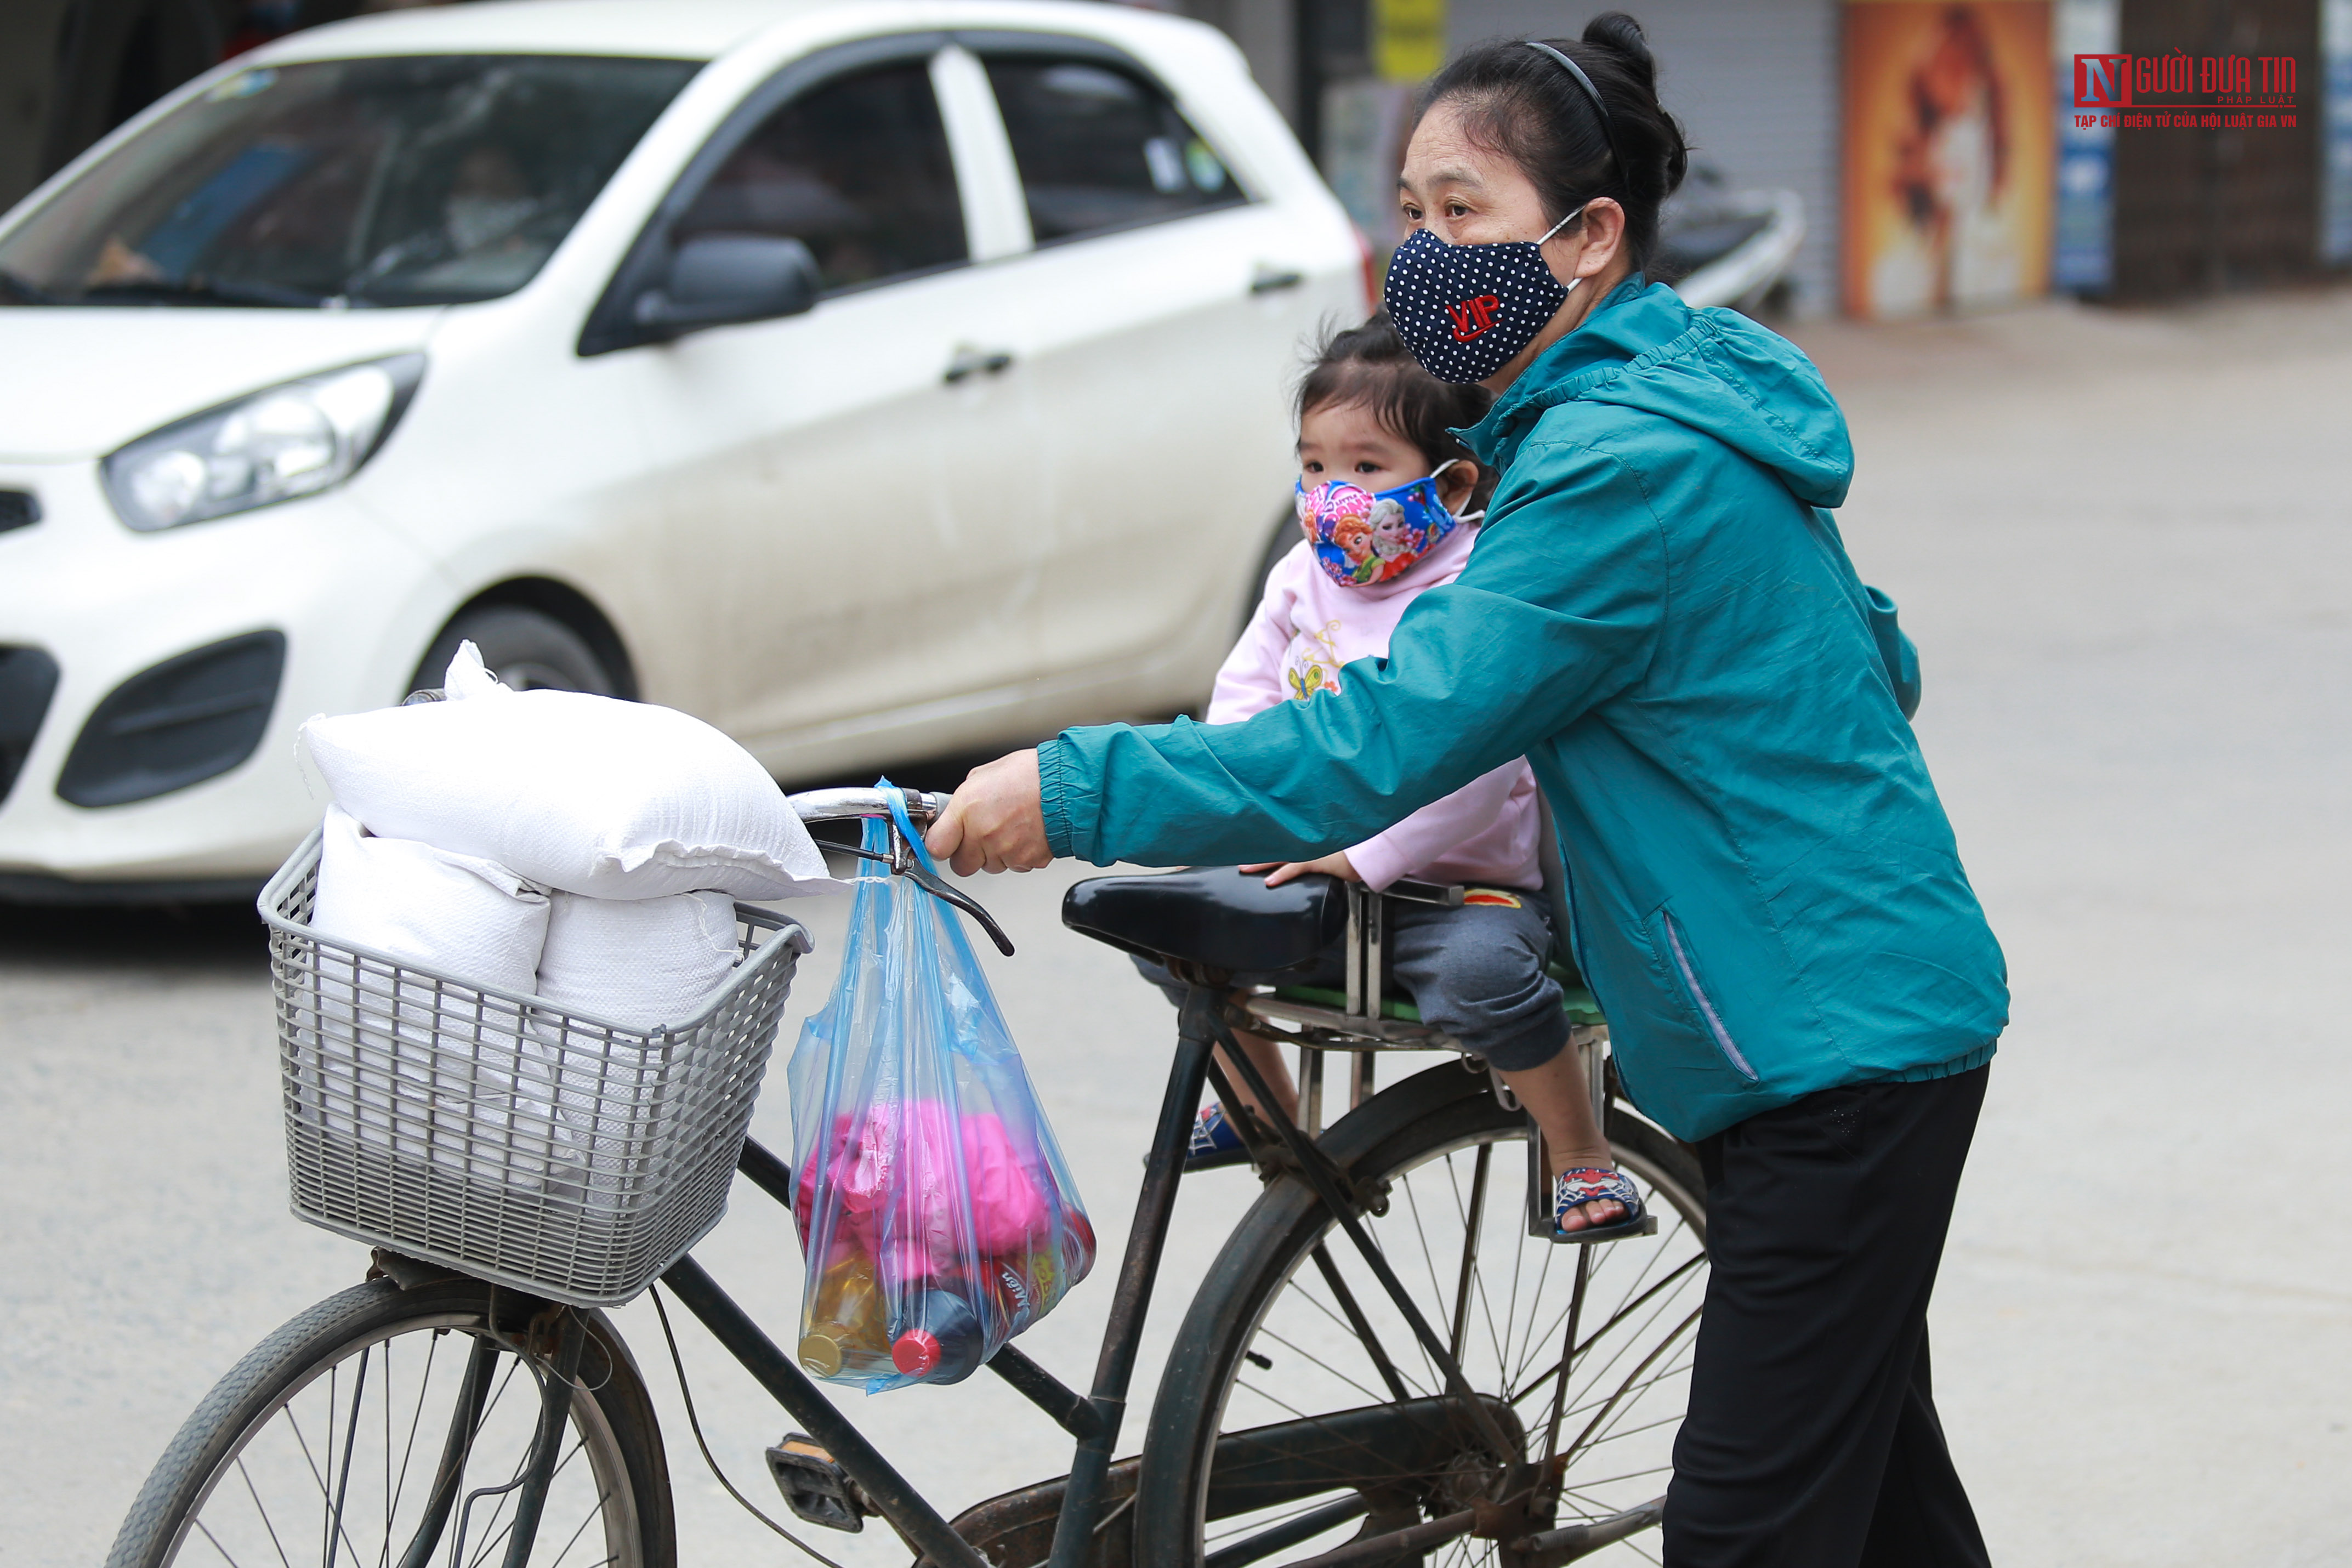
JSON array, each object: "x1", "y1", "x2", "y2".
[
  {"x1": 0, "y1": 491, "x2": 37, "y2": 534},
  {"x1": 0, "y1": 647, "x2": 61, "y2": 806},
  {"x1": 57, "y1": 631, "x2": 286, "y2": 808}
]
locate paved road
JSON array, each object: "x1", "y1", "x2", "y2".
[{"x1": 5, "y1": 286, "x2": 2349, "y2": 1566}]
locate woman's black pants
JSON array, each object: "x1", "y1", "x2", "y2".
[{"x1": 1663, "y1": 1065, "x2": 1992, "y2": 1567}]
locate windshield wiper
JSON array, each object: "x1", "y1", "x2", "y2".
[{"x1": 77, "y1": 275, "x2": 328, "y2": 308}]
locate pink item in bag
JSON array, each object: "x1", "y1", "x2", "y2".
[{"x1": 797, "y1": 1102, "x2": 1051, "y2": 1282}]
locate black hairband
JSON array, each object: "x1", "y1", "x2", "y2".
[{"x1": 1524, "y1": 39, "x2": 1627, "y2": 190}]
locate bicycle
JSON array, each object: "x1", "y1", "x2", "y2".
[{"x1": 106, "y1": 785, "x2": 1708, "y2": 1568}]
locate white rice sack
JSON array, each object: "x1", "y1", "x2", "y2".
[
  {"x1": 306, "y1": 805, "x2": 553, "y2": 1177},
  {"x1": 301, "y1": 643, "x2": 844, "y2": 901},
  {"x1": 526, "y1": 889, "x2": 743, "y2": 1207},
  {"x1": 536, "y1": 888, "x2": 741, "y2": 1031}
]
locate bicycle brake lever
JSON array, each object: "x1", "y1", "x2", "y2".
[
  {"x1": 900, "y1": 857, "x2": 1016, "y2": 957},
  {"x1": 821, "y1": 840, "x2": 1018, "y2": 958}
]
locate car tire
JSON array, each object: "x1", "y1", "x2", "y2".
[{"x1": 411, "y1": 604, "x2": 619, "y2": 697}]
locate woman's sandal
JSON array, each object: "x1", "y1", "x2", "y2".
[{"x1": 1552, "y1": 1167, "x2": 1653, "y2": 1244}]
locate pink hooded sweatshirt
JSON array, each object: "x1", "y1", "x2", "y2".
[{"x1": 1209, "y1": 522, "x2": 1542, "y2": 893}]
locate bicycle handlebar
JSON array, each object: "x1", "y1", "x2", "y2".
[{"x1": 787, "y1": 787, "x2": 951, "y2": 826}]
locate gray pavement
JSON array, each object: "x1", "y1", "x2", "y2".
[{"x1": 5, "y1": 285, "x2": 2350, "y2": 1565}]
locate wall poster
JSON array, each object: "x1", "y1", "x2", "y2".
[{"x1": 1842, "y1": 0, "x2": 2057, "y2": 317}]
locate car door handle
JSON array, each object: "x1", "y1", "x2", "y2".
[
  {"x1": 1248, "y1": 266, "x2": 1306, "y2": 294},
  {"x1": 944, "y1": 345, "x2": 1015, "y2": 384}
]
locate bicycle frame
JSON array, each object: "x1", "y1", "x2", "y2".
[
  {"x1": 649, "y1": 1002, "x2": 1213, "y2": 1568},
  {"x1": 531, "y1": 789, "x2": 1598, "y2": 1568}
]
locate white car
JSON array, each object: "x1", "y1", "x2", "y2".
[{"x1": 0, "y1": 0, "x2": 1365, "y2": 899}]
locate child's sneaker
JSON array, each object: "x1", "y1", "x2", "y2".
[
  {"x1": 1189, "y1": 1103, "x2": 1247, "y2": 1160},
  {"x1": 1185, "y1": 1103, "x2": 1269, "y2": 1171}
]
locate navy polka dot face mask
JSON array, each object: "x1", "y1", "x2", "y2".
[{"x1": 1381, "y1": 205, "x2": 1586, "y2": 384}]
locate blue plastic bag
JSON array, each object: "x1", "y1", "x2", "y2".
[{"x1": 786, "y1": 787, "x2": 1093, "y2": 1391}]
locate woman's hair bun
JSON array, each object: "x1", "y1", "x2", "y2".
[
  {"x1": 1582, "y1": 12, "x2": 1658, "y2": 95},
  {"x1": 1581, "y1": 12, "x2": 1688, "y2": 191}
]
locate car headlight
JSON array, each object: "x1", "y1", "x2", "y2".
[{"x1": 101, "y1": 354, "x2": 424, "y2": 532}]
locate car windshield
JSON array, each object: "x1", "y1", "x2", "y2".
[{"x1": 0, "y1": 54, "x2": 700, "y2": 308}]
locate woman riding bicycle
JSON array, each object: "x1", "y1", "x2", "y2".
[{"x1": 931, "y1": 15, "x2": 2009, "y2": 1567}]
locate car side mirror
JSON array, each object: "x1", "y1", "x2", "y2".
[{"x1": 632, "y1": 234, "x2": 820, "y2": 339}]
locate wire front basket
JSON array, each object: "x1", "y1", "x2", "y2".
[{"x1": 260, "y1": 829, "x2": 809, "y2": 1306}]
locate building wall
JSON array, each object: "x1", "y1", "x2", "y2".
[{"x1": 1445, "y1": 0, "x2": 1843, "y2": 314}]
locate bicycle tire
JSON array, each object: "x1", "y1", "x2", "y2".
[
  {"x1": 1135, "y1": 1060, "x2": 1708, "y2": 1567},
  {"x1": 105, "y1": 1274, "x2": 675, "y2": 1568}
]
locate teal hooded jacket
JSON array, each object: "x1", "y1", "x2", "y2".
[{"x1": 1038, "y1": 281, "x2": 2007, "y2": 1141}]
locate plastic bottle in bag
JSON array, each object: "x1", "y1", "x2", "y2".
[
  {"x1": 798, "y1": 1254, "x2": 891, "y2": 1379},
  {"x1": 890, "y1": 1288, "x2": 986, "y2": 1383}
]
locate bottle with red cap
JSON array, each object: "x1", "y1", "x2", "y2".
[
  {"x1": 888, "y1": 1249, "x2": 1064, "y2": 1383},
  {"x1": 889, "y1": 1288, "x2": 987, "y2": 1383}
]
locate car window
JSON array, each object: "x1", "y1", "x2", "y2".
[
  {"x1": 675, "y1": 61, "x2": 964, "y2": 294},
  {"x1": 0, "y1": 56, "x2": 698, "y2": 308},
  {"x1": 981, "y1": 56, "x2": 1243, "y2": 244}
]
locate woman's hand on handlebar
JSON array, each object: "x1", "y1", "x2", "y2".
[
  {"x1": 926, "y1": 749, "x2": 1053, "y2": 876},
  {"x1": 1243, "y1": 850, "x2": 1360, "y2": 888}
]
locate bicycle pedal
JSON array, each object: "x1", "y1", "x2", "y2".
[{"x1": 765, "y1": 1434, "x2": 873, "y2": 1533}]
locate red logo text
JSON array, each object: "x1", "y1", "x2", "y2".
[{"x1": 1448, "y1": 295, "x2": 1502, "y2": 341}]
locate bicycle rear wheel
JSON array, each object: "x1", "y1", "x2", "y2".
[
  {"x1": 106, "y1": 1273, "x2": 673, "y2": 1568},
  {"x1": 1137, "y1": 1060, "x2": 1707, "y2": 1566}
]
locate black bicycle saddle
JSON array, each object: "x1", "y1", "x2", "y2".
[{"x1": 1061, "y1": 866, "x2": 1348, "y2": 973}]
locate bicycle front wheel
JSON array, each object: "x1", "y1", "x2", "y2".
[
  {"x1": 106, "y1": 1273, "x2": 673, "y2": 1568},
  {"x1": 1137, "y1": 1060, "x2": 1708, "y2": 1566}
]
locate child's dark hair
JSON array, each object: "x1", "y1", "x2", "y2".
[{"x1": 1298, "y1": 314, "x2": 1494, "y2": 505}]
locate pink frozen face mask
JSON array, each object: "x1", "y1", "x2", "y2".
[{"x1": 1294, "y1": 459, "x2": 1471, "y2": 588}]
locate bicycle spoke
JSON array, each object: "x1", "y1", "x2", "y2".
[
  {"x1": 1508, "y1": 1200, "x2": 1694, "y2": 1396},
  {"x1": 1541, "y1": 1351, "x2": 1697, "y2": 1456},
  {"x1": 1539, "y1": 1243, "x2": 1593, "y2": 1463},
  {"x1": 467, "y1": 1430, "x2": 589, "y2": 1568},
  {"x1": 382, "y1": 1335, "x2": 394, "y2": 1559},
  {"x1": 1254, "y1": 1325, "x2": 1391, "y2": 1407},
  {"x1": 1230, "y1": 1379, "x2": 1437, "y2": 1486},
  {"x1": 234, "y1": 1454, "x2": 297, "y2": 1568},
  {"x1": 1558, "y1": 1308, "x2": 1703, "y2": 1467},
  {"x1": 1304, "y1": 1245, "x2": 1418, "y2": 1402},
  {"x1": 280, "y1": 1394, "x2": 371, "y2": 1568},
  {"x1": 544, "y1": 1481, "x2": 615, "y2": 1566},
  {"x1": 1557, "y1": 1461, "x2": 1674, "y2": 1493},
  {"x1": 1395, "y1": 1175, "x2": 1450, "y2": 1392},
  {"x1": 1202, "y1": 1490, "x2": 1360, "y2": 1547},
  {"x1": 195, "y1": 1517, "x2": 251, "y2": 1566},
  {"x1": 1510, "y1": 1253, "x2": 1704, "y2": 1407},
  {"x1": 1571, "y1": 1407, "x2": 1685, "y2": 1452},
  {"x1": 321, "y1": 1362, "x2": 337, "y2": 1567},
  {"x1": 1446, "y1": 1143, "x2": 1491, "y2": 1363},
  {"x1": 326, "y1": 1345, "x2": 371, "y2": 1568},
  {"x1": 1501, "y1": 1224, "x2": 1560, "y2": 1396},
  {"x1": 1552, "y1": 1291, "x2": 1686, "y2": 1415}
]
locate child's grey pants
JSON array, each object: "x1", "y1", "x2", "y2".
[{"x1": 1131, "y1": 890, "x2": 1569, "y2": 1071}]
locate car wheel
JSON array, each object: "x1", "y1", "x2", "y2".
[{"x1": 410, "y1": 605, "x2": 618, "y2": 697}]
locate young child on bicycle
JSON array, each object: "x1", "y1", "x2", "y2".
[{"x1": 1141, "y1": 315, "x2": 1636, "y2": 1239}]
